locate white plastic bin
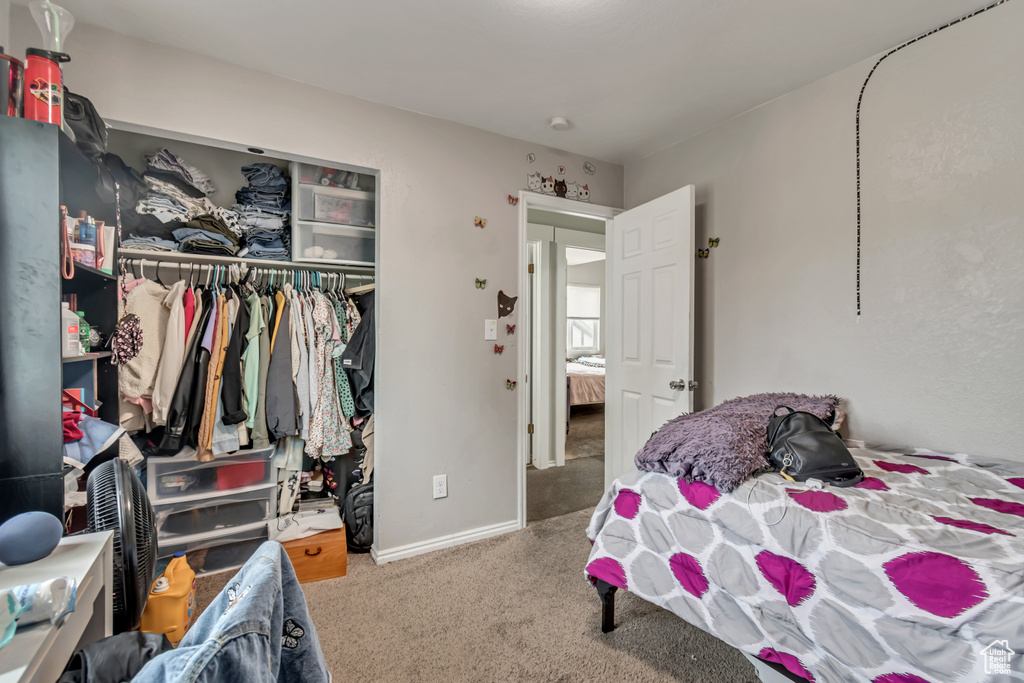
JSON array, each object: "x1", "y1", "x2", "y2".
[
  {"x1": 157, "y1": 521, "x2": 269, "y2": 577},
  {"x1": 154, "y1": 485, "x2": 276, "y2": 541},
  {"x1": 147, "y1": 447, "x2": 275, "y2": 503},
  {"x1": 296, "y1": 184, "x2": 374, "y2": 227},
  {"x1": 292, "y1": 221, "x2": 375, "y2": 265}
]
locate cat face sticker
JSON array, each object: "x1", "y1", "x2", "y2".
[
  {"x1": 527, "y1": 172, "x2": 542, "y2": 192},
  {"x1": 565, "y1": 182, "x2": 578, "y2": 200},
  {"x1": 541, "y1": 176, "x2": 555, "y2": 195},
  {"x1": 577, "y1": 184, "x2": 590, "y2": 202},
  {"x1": 553, "y1": 178, "x2": 568, "y2": 198},
  {"x1": 497, "y1": 290, "x2": 518, "y2": 319}
]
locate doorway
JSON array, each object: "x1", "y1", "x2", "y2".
[
  {"x1": 515, "y1": 195, "x2": 619, "y2": 526},
  {"x1": 515, "y1": 186, "x2": 696, "y2": 530}
]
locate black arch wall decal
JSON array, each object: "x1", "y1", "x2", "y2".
[{"x1": 854, "y1": 0, "x2": 1010, "y2": 315}]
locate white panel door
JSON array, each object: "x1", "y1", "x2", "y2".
[{"x1": 606, "y1": 185, "x2": 695, "y2": 486}]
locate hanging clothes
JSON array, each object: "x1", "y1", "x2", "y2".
[
  {"x1": 307, "y1": 292, "x2": 350, "y2": 458},
  {"x1": 340, "y1": 290, "x2": 375, "y2": 419},
  {"x1": 331, "y1": 298, "x2": 356, "y2": 418},
  {"x1": 251, "y1": 295, "x2": 274, "y2": 450},
  {"x1": 265, "y1": 287, "x2": 298, "y2": 440},
  {"x1": 290, "y1": 288, "x2": 311, "y2": 442},
  {"x1": 241, "y1": 292, "x2": 263, "y2": 429},
  {"x1": 151, "y1": 280, "x2": 188, "y2": 426},
  {"x1": 220, "y1": 288, "x2": 249, "y2": 426},
  {"x1": 182, "y1": 285, "x2": 196, "y2": 342},
  {"x1": 160, "y1": 289, "x2": 212, "y2": 453},
  {"x1": 197, "y1": 293, "x2": 229, "y2": 461},
  {"x1": 118, "y1": 279, "x2": 170, "y2": 431}
]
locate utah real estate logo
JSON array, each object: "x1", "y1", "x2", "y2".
[{"x1": 981, "y1": 639, "x2": 1014, "y2": 676}]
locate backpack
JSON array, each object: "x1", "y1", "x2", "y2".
[
  {"x1": 343, "y1": 482, "x2": 374, "y2": 553},
  {"x1": 766, "y1": 406, "x2": 863, "y2": 487}
]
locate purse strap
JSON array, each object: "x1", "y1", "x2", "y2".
[{"x1": 766, "y1": 405, "x2": 795, "y2": 444}]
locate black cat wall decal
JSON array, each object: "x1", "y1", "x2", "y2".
[{"x1": 497, "y1": 290, "x2": 518, "y2": 319}]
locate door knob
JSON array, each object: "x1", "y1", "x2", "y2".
[{"x1": 669, "y1": 379, "x2": 698, "y2": 391}]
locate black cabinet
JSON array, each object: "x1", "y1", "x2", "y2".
[{"x1": 0, "y1": 116, "x2": 117, "y2": 523}]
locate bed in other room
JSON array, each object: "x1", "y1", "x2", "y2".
[{"x1": 566, "y1": 357, "x2": 605, "y2": 433}]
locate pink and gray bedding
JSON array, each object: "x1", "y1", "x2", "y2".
[
  {"x1": 567, "y1": 361, "x2": 605, "y2": 406},
  {"x1": 634, "y1": 392, "x2": 839, "y2": 492},
  {"x1": 586, "y1": 445, "x2": 1024, "y2": 683}
]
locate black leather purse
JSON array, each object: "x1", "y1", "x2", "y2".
[{"x1": 766, "y1": 406, "x2": 863, "y2": 487}]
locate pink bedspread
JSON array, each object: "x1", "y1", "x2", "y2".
[{"x1": 568, "y1": 363, "x2": 604, "y2": 405}]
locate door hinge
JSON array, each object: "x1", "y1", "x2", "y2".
[
  {"x1": 527, "y1": 423, "x2": 535, "y2": 434},
  {"x1": 528, "y1": 264, "x2": 535, "y2": 274}
]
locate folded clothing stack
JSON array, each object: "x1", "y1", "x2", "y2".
[
  {"x1": 174, "y1": 214, "x2": 242, "y2": 256},
  {"x1": 233, "y1": 163, "x2": 292, "y2": 261},
  {"x1": 125, "y1": 148, "x2": 244, "y2": 255}
]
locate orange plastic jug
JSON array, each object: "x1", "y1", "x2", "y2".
[{"x1": 140, "y1": 552, "x2": 197, "y2": 644}]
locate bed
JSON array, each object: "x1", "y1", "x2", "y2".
[
  {"x1": 586, "y1": 444, "x2": 1024, "y2": 682},
  {"x1": 567, "y1": 357, "x2": 605, "y2": 406}
]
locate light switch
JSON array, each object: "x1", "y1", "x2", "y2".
[{"x1": 484, "y1": 319, "x2": 498, "y2": 340}]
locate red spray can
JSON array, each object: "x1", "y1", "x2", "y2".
[{"x1": 24, "y1": 48, "x2": 69, "y2": 124}]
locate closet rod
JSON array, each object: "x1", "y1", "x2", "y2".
[
  {"x1": 118, "y1": 248, "x2": 374, "y2": 274},
  {"x1": 123, "y1": 259, "x2": 376, "y2": 288}
]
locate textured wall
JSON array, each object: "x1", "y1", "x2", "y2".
[
  {"x1": 10, "y1": 7, "x2": 623, "y2": 553},
  {"x1": 625, "y1": 2, "x2": 1024, "y2": 458}
]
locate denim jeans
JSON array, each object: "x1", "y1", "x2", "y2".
[
  {"x1": 241, "y1": 164, "x2": 289, "y2": 191},
  {"x1": 133, "y1": 541, "x2": 329, "y2": 682}
]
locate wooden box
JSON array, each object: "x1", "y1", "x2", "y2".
[{"x1": 283, "y1": 528, "x2": 348, "y2": 583}]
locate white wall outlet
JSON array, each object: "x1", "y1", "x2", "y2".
[
  {"x1": 484, "y1": 319, "x2": 498, "y2": 341},
  {"x1": 433, "y1": 474, "x2": 448, "y2": 499}
]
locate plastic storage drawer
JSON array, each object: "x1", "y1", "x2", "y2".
[
  {"x1": 154, "y1": 485, "x2": 276, "y2": 542},
  {"x1": 158, "y1": 521, "x2": 269, "y2": 577},
  {"x1": 147, "y1": 447, "x2": 275, "y2": 503},
  {"x1": 293, "y1": 221, "x2": 375, "y2": 265},
  {"x1": 296, "y1": 184, "x2": 374, "y2": 227}
]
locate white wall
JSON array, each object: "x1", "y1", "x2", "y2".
[
  {"x1": 567, "y1": 259, "x2": 606, "y2": 357},
  {"x1": 0, "y1": 0, "x2": 10, "y2": 51},
  {"x1": 10, "y1": 8, "x2": 623, "y2": 554},
  {"x1": 625, "y1": 2, "x2": 1023, "y2": 458}
]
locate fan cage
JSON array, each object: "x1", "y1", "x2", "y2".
[{"x1": 86, "y1": 458, "x2": 158, "y2": 633}]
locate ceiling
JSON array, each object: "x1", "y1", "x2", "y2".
[
  {"x1": 566, "y1": 247, "x2": 606, "y2": 266},
  {"x1": 27, "y1": 0, "x2": 991, "y2": 163}
]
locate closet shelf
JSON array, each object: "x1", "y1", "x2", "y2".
[
  {"x1": 118, "y1": 249, "x2": 374, "y2": 274},
  {"x1": 65, "y1": 262, "x2": 116, "y2": 285},
  {"x1": 62, "y1": 351, "x2": 112, "y2": 364}
]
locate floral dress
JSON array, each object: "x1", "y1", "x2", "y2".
[{"x1": 309, "y1": 291, "x2": 351, "y2": 458}]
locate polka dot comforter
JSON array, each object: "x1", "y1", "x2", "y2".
[{"x1": 585, "y1": 446, "x2": 1024, "y2": 682}]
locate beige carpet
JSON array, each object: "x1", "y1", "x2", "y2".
[
  {"x1": 566, "y1": 404, "x2": 605, "y2": 460},
  {"x1": 196, "y1": 510, "x2": 756, "y2": 682}
]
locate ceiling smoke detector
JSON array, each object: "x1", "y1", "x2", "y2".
[{"x1": 549, "y1": 117, "x2": 571, "y2": 131}]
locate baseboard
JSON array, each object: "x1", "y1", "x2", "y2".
[{"x1": 371, "y1": 519, "x2": 521, "y2": 564}]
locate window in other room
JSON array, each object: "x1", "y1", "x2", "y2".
[{"x1": 567, "y1": 284, "x2": 601, "y2": 354}]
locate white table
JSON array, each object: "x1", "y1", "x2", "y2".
[{"x1": 0, "y1": 532, "x2": 113, "y2": 683}]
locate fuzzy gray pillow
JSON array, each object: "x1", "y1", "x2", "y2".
[{"x1": 634, "y1": 392, "x2": 840, "y2": 492}]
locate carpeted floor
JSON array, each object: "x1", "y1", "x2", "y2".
[
  {"x1": 565, "y1": 404, "x2": 605, "y2": 460},
  {"x1": 527, "y1": 455, "x2": 605, "y2": 522},
  {"x1": 196, "y1": 509, "x2": 756, "y2": 682}
]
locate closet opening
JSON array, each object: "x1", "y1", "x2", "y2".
[{"x1": 515, "y1": 194, "x2": 619, "y2": 527}]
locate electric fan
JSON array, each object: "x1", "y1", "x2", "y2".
[{"x1": 86, "y1": 458, "x2": 158, "y2": 633}]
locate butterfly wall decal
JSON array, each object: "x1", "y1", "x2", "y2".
[
  {"x1": 494, "y1": 344, "x2": 504, "y2": 355},
  {"x1": 508, "y1": 194, "x2": 519, "y2": 206},
  {"x1": 697, "y1": 249, "x2": 710, "y2": 259},
  {"x1": 475, "y1": 216, "x2": 487, "y2": 228},
  {"x1": 506, "y1": 379, "x2": 517, "y2": 390},
  {"x1": 506, "y1": 324, "x2": 515, "y2": 335},
  {"x1": 708, "y1": 237, "x2": 720, "y2": 248},
  {"x1": 475, "y1": 278, "x2": 487, "y2": 289}
]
